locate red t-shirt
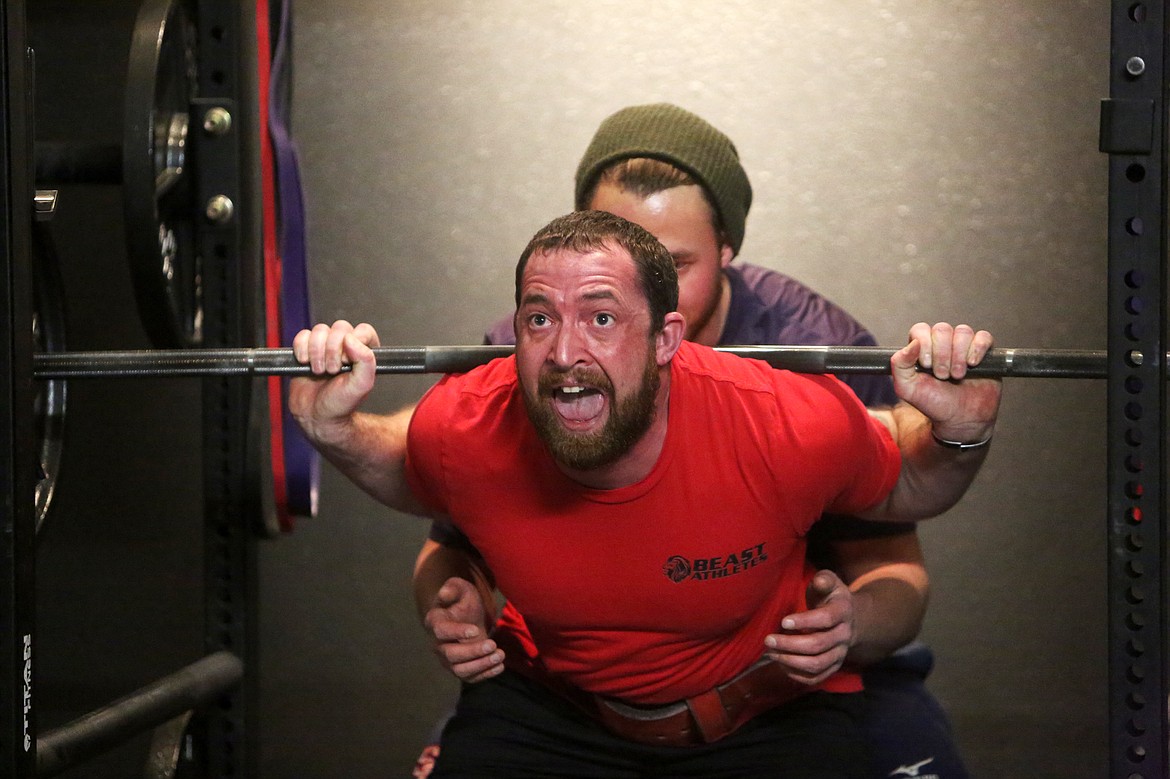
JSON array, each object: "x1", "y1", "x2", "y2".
[{"x1": 406, "y1": 341, "x2": 900, "y2": 705}]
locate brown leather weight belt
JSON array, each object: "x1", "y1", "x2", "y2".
[{"x1": 500, "y1": 641, "x2": 805, "y2": 748}]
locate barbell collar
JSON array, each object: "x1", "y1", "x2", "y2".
[{"x1": 31, "y1": 345, "x2": 1113, "y2": 380}]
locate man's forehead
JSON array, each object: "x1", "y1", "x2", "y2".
[
  {"x1": 521, "y1": 244, "x2": 637, "y2": 285},
  {"x1": 517, "y1": 245, "x2": 648, "y2": 316}
]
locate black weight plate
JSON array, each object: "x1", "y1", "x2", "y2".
[
  {"x1": 32, "y1": 221, "x2": 67, "y2": 534},
  {"x1": 124, "y1": 0, "x2": 202, "y2": 348},
  {"x1": 142, "y1": 710, "x2": 203, "y2": 779}
]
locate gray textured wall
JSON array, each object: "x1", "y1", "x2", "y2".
[{"x1": 260, "y1": 2, "x2": 1109, "y2": 777}]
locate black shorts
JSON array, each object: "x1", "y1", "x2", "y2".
[{"x1": 429, "y1": 669, "x2": 871, "y2": 779}]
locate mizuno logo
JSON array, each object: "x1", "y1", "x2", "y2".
[{"x1": 889, "y1": 758, "x2": 936, "y2": 778}]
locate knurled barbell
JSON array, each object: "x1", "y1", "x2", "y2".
[
  {"x1": 25, "y1": 340, "x2": 1126, "y2": 535},
  {"x1": 30, "y1": 343, "x2": 1118, "y2": 380}
]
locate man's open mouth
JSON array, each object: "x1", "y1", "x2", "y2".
[{"x1": 551, "y1": 385, "x2": 606, "y2": 424}]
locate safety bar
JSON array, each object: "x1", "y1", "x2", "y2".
[{"x1": 35, "y1": 651, "x2": 243, "y2": 776}]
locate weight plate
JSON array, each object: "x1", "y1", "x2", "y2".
[
  {"x1": 124, "y1": 0, "x2": 202, "y2": 348},
  {"x1": 32, "y1": 222, "x2": 67, "y2": 534},
  {"x1": 143, "y1": 710, "x2": 201, "y2": 779}
]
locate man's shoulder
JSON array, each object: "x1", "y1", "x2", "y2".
[
  {"x1": 672, "y1": 344, "x2": 882, "y2": 478},
  {"x1": 418, "y1": 355, "x2": 519, "y2": 413},
  {"x1": 675, "y1": 340, "x2": 845, "y2": 399},
  {"x1": 675, "y1": 339, "x2": 766, "y2": 377}
]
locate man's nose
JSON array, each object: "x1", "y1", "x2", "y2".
[{"x1": 550, "y1": 322, "x2": 587, "y2": 369}]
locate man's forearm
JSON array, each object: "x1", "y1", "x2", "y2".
[
  {"x1": 847, "y1": 569, "x2": 928, "y2": 665},
  {"x1": 413, "y1": 539, "x2": 498, "y2": 625},
  {"x1": 309, "y1": 405, "x2": 425, "y2": 513},
  {"x1": 861, "y1": 402, "x2": 992, "y2": 522},
  {"x1": 830, "y1": 533, "x2": 929, "y2": 666}
]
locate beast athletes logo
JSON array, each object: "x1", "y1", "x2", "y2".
[{"x1": 662, "y1": 543, "x2": 767, "y2": 582}]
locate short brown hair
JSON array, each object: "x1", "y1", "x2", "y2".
[{"x1": 515, "y1": 210, "x2": 679, "y2": 332}]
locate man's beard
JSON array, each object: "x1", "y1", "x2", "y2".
[{"x1": 522, "y1": 350, "x2": 661, "y2": 471}]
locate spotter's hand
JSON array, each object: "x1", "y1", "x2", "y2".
[
  {"x1": 764, "y1": 570, "x2": 854, "y2": 686},
  {"x1": 423, "y1": 577, "x2": 504, "y2": 684}
]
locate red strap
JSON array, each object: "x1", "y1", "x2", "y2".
[{"x1": 256, "y1": 0, "x2": 292, "y2": 531}]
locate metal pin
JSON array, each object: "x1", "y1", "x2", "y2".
[
  {"x1": 202, "y1": 106, "x2": 232, "y2": 136},
  {"x1": 204, "y1": 195, "x2": 234, "y2": 224}
]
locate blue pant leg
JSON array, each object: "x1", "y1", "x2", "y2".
[{"x1": 860, "y1": 642, "x2": 970, "y2": 779}]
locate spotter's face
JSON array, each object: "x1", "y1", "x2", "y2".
[{"x1": 589, "y1": 182, "x2": 733, "y2": 347}]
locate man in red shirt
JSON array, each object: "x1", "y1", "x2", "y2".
[
  {"x1": 416, "y1": 104, "x2": 971, "y2": 779},
  {"x1": 290, "y1": 210, "x2": 1000, "y2": 777}
]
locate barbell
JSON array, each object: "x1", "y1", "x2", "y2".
[
  {"x1": 25, "y1": 336, "x2": 1126, "y2": 536},
  {"x1": 31, "y1": 343, "x2": 1118, "y2": 380}
]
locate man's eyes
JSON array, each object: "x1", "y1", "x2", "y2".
[{"x1": 525, "y1": 312, "x2": 615, "y2": 327}]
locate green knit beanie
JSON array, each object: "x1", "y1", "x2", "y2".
[{"x1": 574, "y1": 103, "x2": 753, "y2": 254}]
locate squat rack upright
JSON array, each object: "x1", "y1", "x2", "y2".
[
  {"x1": 1102, "y1": 3, "x2": 1168, "y2": 775},
  {"x1": 0, "y1": 0, "x2": 260, "y2": 776}
]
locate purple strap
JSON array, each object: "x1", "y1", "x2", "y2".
[{"x1": 269, "y1": 0, "x2": 319, "y2": 518}]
